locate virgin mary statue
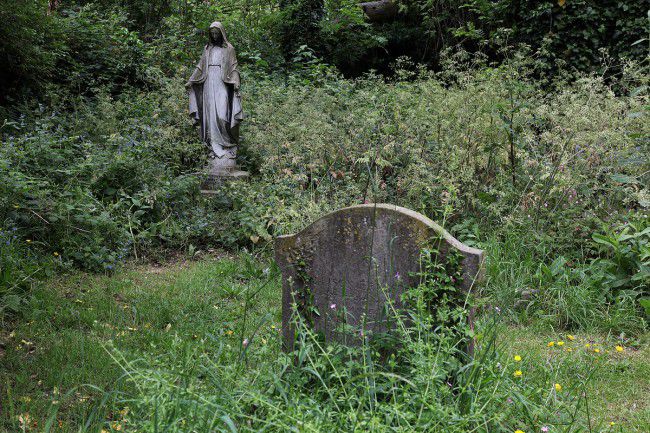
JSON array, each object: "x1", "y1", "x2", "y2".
[{"x1": 187, "y1": 22, "x2": 243, "y2": 173}]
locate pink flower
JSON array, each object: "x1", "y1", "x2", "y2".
[
  {"x1": 330, "y1": 303, "x2": 336, "y2": 310},
  {"x1": 242, "y1": 338, "x2": 249, "y2": 348},
  {"x1": 541, "y1": 427, "x2": 549, "y2": 432}
]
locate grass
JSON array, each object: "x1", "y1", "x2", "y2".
[
  {"x1": 0, "y1": 252, "x2": 282, "y2": 432},
  {"x1": 499, "y1": 327, "x2": 650, "y2": 431},
  {"x1": 1, "y1": 253, "x2": 648, "y2": 432}
]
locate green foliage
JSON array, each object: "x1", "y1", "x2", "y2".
[
  {"x1": 0, "y1": 0, "x2": 60, "y2": 99},
  {"x1": 0, "y1": 81, "x2": 207, "y2": 280},
  {"x1": 462, "y1": 0, "x2": 649, "y2": 77},
  {"x1": 3, "y1": 54, "x2": 648, "y2": 331},
  {"x1": 0, "y1": 226, "x2": 48, "y2": 318},
  {"x1": 54, "y1": 5, "x2": 152, "y2": 93},
  {"x1": 590, "y1": 216, "x2": 650, "y2": 310}
]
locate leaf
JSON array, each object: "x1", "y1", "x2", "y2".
[
  {"x1": 592, "y1": 233, "x2": 617, "y2": 249},
  {"x1": 220, "y1": 415, "x2": 238, "y2": 433},
  {"x1": 610, "y1": 174, "x2": 639, "y2": 184},
  {"x1": 639, "y1": 298, "x2": 650, "y2": 316},
  {"x1": 550, "y1": 256, "x2": 567, "y2": 276}
]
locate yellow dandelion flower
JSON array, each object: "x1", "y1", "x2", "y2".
[
  {"x1": 567, "y1": 334, "x2": 575, "y2": 341},
  {"x1": 566, "y1": 348, "x2": 573, "y2": 352},
  {"x1": 515, "y1": 430, "x2": 525, "y2": 433},
  {"x1": 594, "y1": 348, "x2": 600, "y2": 353},
  {"x1": 26, "y1": 239, "x2": 32, "y2": 243},
  {"x1": 226, "y1": 330, "x2": 233, "y2": 336},
  {"x1": 609, "y1": 422, "x2": 615, "y2": 426},
  {"x1": 557, "y1": 341, "x2": 565, "y2": 346},
  {"x1": 514, "y1": 355, "x2": 522, "y2": 362},
  {"x1": 585, "y1": 343, "x2": 591, "y2": 348},
  {"x1": 554, "y1": 383, "x2": 562, "y2": 392},
  {"x1": 53, "y1": 252, "x2": 59, "y2": 256},
  {"x1": 513, "y1": 370, "x2": 523, "y2": 378},
  {"x1": 547, "y1": 341, "x2": 555, "y2": 347},
  {"x1": 615, "y1": 345, "x2": 623, "y2": 352}
]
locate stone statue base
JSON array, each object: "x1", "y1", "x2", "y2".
[{"x1": 201, "y1": 163, "x2": 249, "y2": 195}]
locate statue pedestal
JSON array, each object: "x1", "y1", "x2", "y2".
[{"x1": 201, "y1": 165, "x2": 250, "y2": 195}]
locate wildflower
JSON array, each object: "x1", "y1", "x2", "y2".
[
  {"x1": 554, "y1": 383, "x2": 562, "y2": 392},
  {"x1": 585, "y1": 343, "x2": 591, "y2": 348},
  {"x1": 394, "y1": 272, "x2": 401, "y2": 280},
  {"x1": 615, "y1": 345, "x2": 623, "y2": 352},
  {"x1": 594, "y1": 348, "x2": 600, "y2": 353},
  {"x1": 514, "y1": 355, "x2": 522, "y2": 362},
  {"x1": 506, "y1": 397, "x2": 513, "y2": 404},
  {"x1": 557, "y1": 341, "x2": 564, "y2": 346},
  {"x1": 541, "y1": 427, "x2": 549, "y2": 432},
  {"x1": 547, "y1": 341, "x2": 555, "y2": 347},
  {"x1": 566, "y1": 348, "x2": 573, "y2": 352},
  {"x1": 609, "y1": 422, "x2": 615, "y2": 426},
  {"x1": 225, "y1": 330, "x2": 233, "y2": 336},
  {"x1": 242, "y1": 338, "x2": 249, "y2": 348},
  {"x1": 513, "y1": 370, "x2": 522, "y2": 378},
  {"x1": 330, "y1": 303, "x2": 336, "y2": 310},
  {"x1": 515, "y1": 430, "x2": 525, "y2": 433},
  {"x1": 26, "y1": 239, "x2": 32, "y2": 243},
  {"x1": 53, "y1": 252, "x2": 59, "y2": 257},
  {"x1": 567, "y1": 334, "x2": 575, "y2": 341}
]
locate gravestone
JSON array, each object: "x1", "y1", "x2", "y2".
[{"x1": 275, "y1": 203, "x2": 485, "y2": 350}]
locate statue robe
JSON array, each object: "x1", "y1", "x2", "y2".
[{"x1": 187, "y1": 23, "x2": 243, "y2": 160}]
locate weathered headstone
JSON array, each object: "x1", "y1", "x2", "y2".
[{"x1": 275, "y1": 203, "x2": 485, "y2": 350}]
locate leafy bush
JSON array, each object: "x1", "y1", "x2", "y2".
[
  {"x1": 3, "y1": 54, "x2": 647, "y2": 329},
  {"x1": 462, "y1": 0, "x2": 649, "y2": 78},
  {"x1": 590, "y1": 216, "x2": 650, "y2": 310}
]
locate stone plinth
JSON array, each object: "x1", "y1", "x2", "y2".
[
  {"x1": 200, "y1": 166, "x2": 249, "y2": 194},
  {"x1": 275, "y1": 203, "x2": 485, "y2": 350}
]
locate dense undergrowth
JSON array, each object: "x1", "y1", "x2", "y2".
[
  {"x1": 1, "y1": 2, "x2": 649, "y2": 432},
  {"x1": 2, "y1": 55, "x2": 648, "y2": 331}
]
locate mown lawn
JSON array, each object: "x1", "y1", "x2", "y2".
[{"x1": 1, "y1": 254, "x2": 648, "y2": 432}]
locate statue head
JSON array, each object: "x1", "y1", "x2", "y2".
[{"x1": 209, "y1": 22, "x2": 228, "y2": 47}]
